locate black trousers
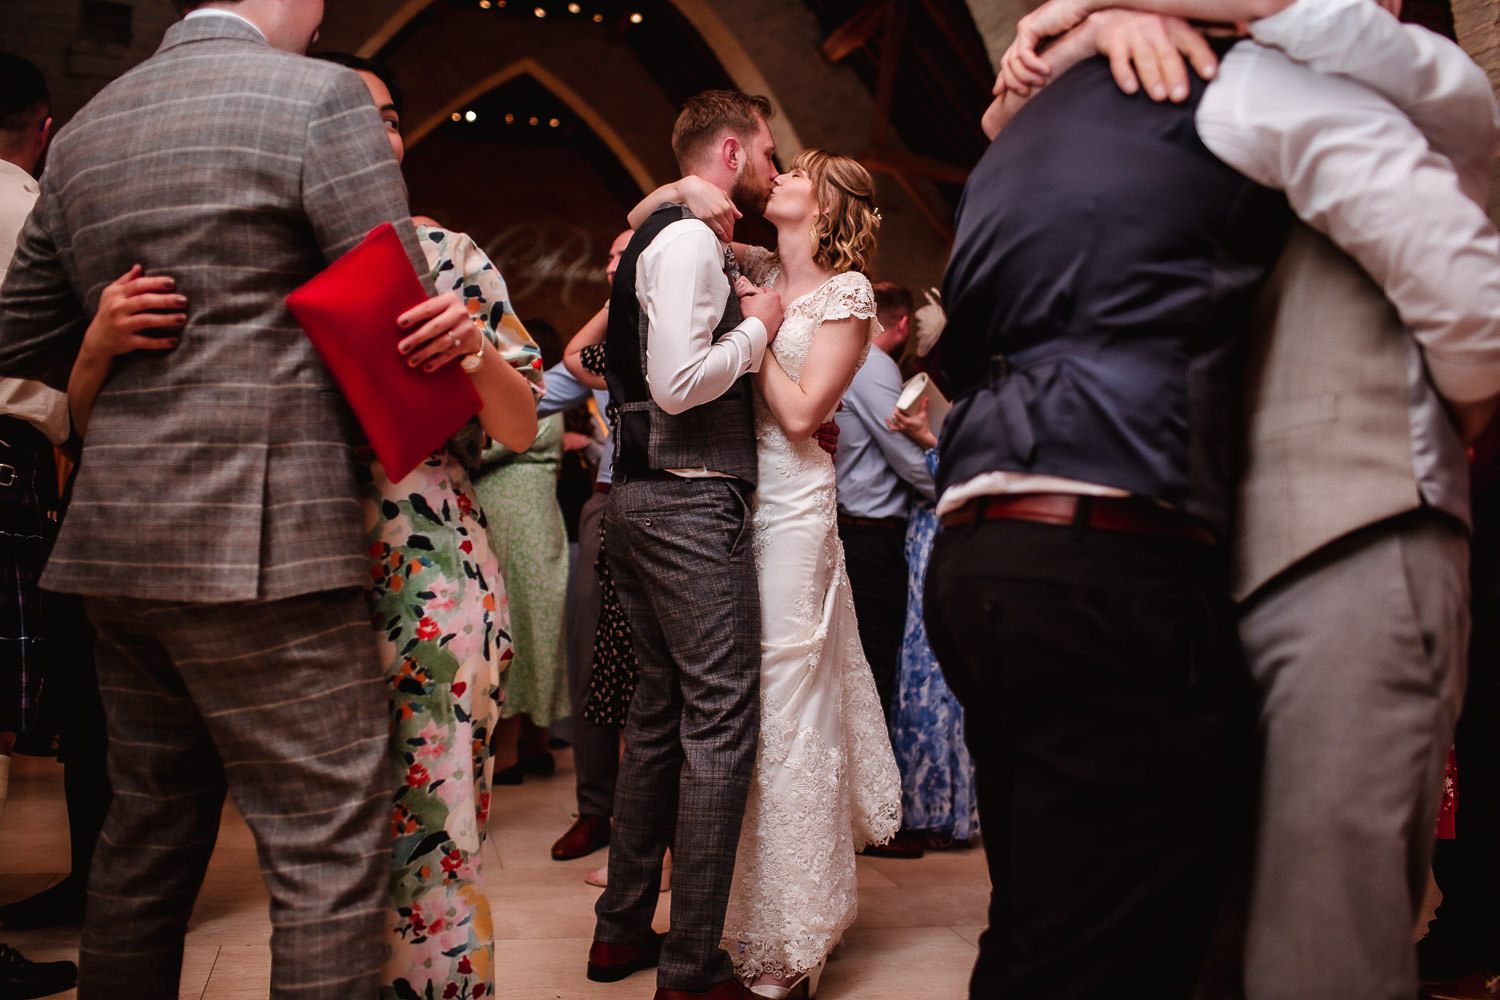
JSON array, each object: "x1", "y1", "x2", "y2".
[
  {"x1": 1427, "y1": 475, "x2": 1500, "y2": 970},
  {"x1": 837, "y1": 517, "x2": 908, "y2": 722},
  {"x1": 924, "y1": 517, "x2": 1253, "y2": 1000}
]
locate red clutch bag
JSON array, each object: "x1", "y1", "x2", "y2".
[{"x1": 287, "y1": 222, "x2": 481, "y2": 482}]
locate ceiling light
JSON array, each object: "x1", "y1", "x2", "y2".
[
  {"x1": 450, "y1": 112, "x2": 461, "y2": 122},
  {"x1": 528, "y1": 116, "x2": 539, "y2": 125},
  {"x1": 478, "y1": 0, "x2": 490, "y2": 7},
  {"x1": 548, "y1": 117, "x2": 560, "y2": 127},
  {"x1": 592, "y1": 12, "x2": 603, "y2": 21},
  {"x1": 505, "y1": 113, "x2": 515, "y2": 124},
  {"x1": 533, "y1": 5, "x2": 546, "y2": 16},
  {"x1": 629, "y1": 11, "x2": 643, "y2": 22},
  {"x1": 567, "y1": 2, "x2": 580, "y2": 11},
  {"x1": 465, "y1": 110, "x2": 478, "y2": 122}
]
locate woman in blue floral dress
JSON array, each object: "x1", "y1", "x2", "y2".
[{"x1": 888, "y1": 405, "x2": 980, "y2": 846}]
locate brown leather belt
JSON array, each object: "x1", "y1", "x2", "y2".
[
  {"x1": 837, "y1": 513, "x2": 906, "y2": 529},
  {"x1": 941, "y1": 493, "x2": 1216, "y2": 545},
  {"x1": 593, "y1": 482, "x2": 612, "y2": 495}
]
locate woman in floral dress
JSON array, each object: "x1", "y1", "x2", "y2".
[{"x1": 321, "y1": 57, "x2": 544, "y2": 1000}]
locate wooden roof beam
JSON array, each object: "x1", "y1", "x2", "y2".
[{"x1": 820, "y1": 0, "x2": 889, "y2": 63}]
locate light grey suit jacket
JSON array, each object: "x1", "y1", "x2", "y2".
[{"x1": 0, "y1": 16, "x2": 431, "y2": 603}]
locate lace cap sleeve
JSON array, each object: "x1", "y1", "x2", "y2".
[
  {"x1": 820, "y1": 271, "x2": 877, "y2": 325},
  {"x1": 738, "y1": 244, "x2": 776, "y2": 286}
]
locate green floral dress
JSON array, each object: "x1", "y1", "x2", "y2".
[
  {"x1": 472, "y1": 412, "x2": 570, "y2": 727},
  {"x1": 361, "y1": 225, "x2": 543, "y2": 1000}
]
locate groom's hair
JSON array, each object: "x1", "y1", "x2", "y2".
[{"x1": 672, "y1": 90, "x2": 774, "y2": 172}]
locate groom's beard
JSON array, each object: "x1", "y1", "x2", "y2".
[{"x1": 730, "y1": 171, "x2": 770, "y2": 217}]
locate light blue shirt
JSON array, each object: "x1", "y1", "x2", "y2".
[
  {"x1": 537, "y1": 362, "x2": 613, "y2": 485},
  {"x1": 833, "y1": 348, "x2": 935, "y2": 520}
]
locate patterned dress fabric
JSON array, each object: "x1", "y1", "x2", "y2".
[
  {"x1": 722, "y1": 249, "x2": 903, "y2": 981},
  {"x1": 580, "y1": 519, "x2": 640, "y2": 727},
  {"x1": 890, "y1": 452, "x2": 981, "y2": 841},
  {"x1": 472, "y1": 412, "x2": 570, "y2": 727},
  {"x1": 364, "y1": 225, "x2": 542, "y2": 1000},
  {"x1": 0, "y1": 444, "x2": 55, "y2": 734}
]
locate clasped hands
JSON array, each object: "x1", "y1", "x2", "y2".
[{"x1": 988, "y1": 0, "x2": 1223, "y2": 139}]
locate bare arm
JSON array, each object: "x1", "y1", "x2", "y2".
[
  {"x1": 394, "y1": 292, "x2": 537, "y2": 452},
  {"x1": 1007, "y1": 0, "x2": 1291, "y2": 88},
  {"x1": 562, "y1": 304, "x2": 609, "y2": 389},
  {"x1": 888, "y1": 397, "x2": 938, "y2": 451},
  {"x1": 755, "y1": 314, "x2": 870, "y2": 442},
  {"x1": 68, "y1": 266, "x2": 185, "y2": 437},
  {"x1": 986, "y1": 10, "x2": 1219, "y2": 137},
  {"x1": 627, "y1": 176, "x2": 741, "y2": 244}
]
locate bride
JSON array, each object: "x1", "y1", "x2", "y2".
[{"x1": 630, "y1": 150, "x2": 902, "y2": 998}]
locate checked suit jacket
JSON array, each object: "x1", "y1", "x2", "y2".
[{"x1": 0, "y1": 15, "x2": 432, "y2": 603}]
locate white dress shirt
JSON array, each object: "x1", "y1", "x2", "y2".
[
  {"x1": 1197, "y1": 0, "x2": 1500, "y2": 406},
  {"x1": 637, "y1": 218, "x2": 766, "y2": 415},
  {"x1": 0, "y1": 158, "x2": 67, "y2": 445}
]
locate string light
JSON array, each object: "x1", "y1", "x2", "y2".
[
  {"x1": 465, "y1": 110, "x2": 478, "y2": 122},
  {"x1": 548, "y1": 117, "x2": 560, "y2": 127},
  {"x1": 592, "y1": 12, "x2": 603, "y2": 21},
  {"x1": 533, "y1": 5, "x2": 546, "y2": 16},
  {"x1": 629, "y1": 11, "x2": 643, "y2": 22},
  {"x1": 567, "y1": 2, "x2": 580, "y2": 11},
  {"x1": 450, "y1": 112, "x2": 461, "y2": 122}
]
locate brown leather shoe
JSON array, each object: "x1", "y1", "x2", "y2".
[
  {"x1": 586, "y1": 932, "x2": 663, "y2": 983},
  {"x1": 552, "y1": 814, "x2": 610, "y2": 860},
  {"x1": 653, "y1": 980, "x2": 756, "y2": 999}
]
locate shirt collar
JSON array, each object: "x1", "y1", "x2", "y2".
[
  {"x1": 0, "y1": 158, "x2": 38, "y2": 195},
  {"x1": 183, "y1": 7, "x2": 267, "y2": 41}
]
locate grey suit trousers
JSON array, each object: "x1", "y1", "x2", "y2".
[
  {"x1": 594, "y1": 475, "x2": 760, "y2": 991},
  {"x1": 79, "y1": 590, "x2": 389, "y2": 1000},
  {"x1": 1240, "y1": 511, "x2": 1467, "y2": 1000},
  {"x1": 569, "y1": 489, "x2": 620, "y2": 818}
]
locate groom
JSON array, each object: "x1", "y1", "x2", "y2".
[{"x1": 591, "y1": 89, "x2": 783, "y2": 1000}]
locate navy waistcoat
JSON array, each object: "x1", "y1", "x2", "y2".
[{"x1": 938, "y1": 49, "x2": 1289, "y2": 533}]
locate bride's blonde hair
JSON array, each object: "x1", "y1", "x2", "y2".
[{"x1": 795, "y1": 150, "x2": 879, "y2": 274}]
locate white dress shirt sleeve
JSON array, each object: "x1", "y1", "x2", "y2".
[
  {"x1": 1196, "y1": 0, "x2": 1500, "y2": 405},
  {"x1": 1249, "y1": 0, "x2": 1500, "y2": 198},
  {"x1": 636, "y1": 219, "x2": 768, "y2": 416}
]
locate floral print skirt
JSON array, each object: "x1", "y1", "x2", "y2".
[{"x1": 361, "y1": 449, "x2": 511, "y2": 1000}]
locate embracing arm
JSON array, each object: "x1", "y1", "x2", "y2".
[
  {"x1": 756, "y1": 313, "x2": 870, "y2": 442},
  {"x1": 986, "y1": 10, "x2": 1219, "y2": 137},
  {"x1": 640, "y1": 224, "x2": 773, "y2": 414},
  {"x1": 1009, "y1": 0, "x2": 1289, "y2": 80},
  {"x1": 1196, "y1": 40, "x2": 1500, "y2": 441},
  {"x1": 1244, "y1": 0, "x2": 1500, "y2": 189},
  {"x1": 67, "y1": 266, "x2": 185, "y2": 437},
  {"x1": 562, "y1": 304, "x2": 609, "y2": 389},
  {"x1": 627, "y1": 176, "x2": 741, "y2": 245},
  {"x1": 400, "y1": 229, "x2": 541, "y2": 451}
]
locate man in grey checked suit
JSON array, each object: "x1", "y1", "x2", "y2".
[
  {"x1": 593, "y1": 91, "x2": 782, "y2": 1000},
  {"x1": 0, "y1": 1, "x2": 472, "y2": 996}
]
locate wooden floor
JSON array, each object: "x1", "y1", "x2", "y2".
[{"x1": 0, "y1": 750, "x2": 988, "y2": 999}]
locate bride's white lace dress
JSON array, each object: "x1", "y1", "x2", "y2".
[{"x1": 721, "y1": 249, "x2": 903, "y2": 981}]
